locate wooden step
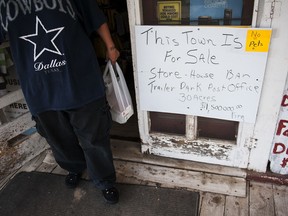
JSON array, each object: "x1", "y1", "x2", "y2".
[{"x1": 111, "y1": 139, "x2": 247, "y2": 197}]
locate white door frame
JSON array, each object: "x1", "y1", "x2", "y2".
[
  {"x1": 247, "y1": 0, "x2": 288, "y2": 172},
  {"x1": 126, "y1": 0, "x2": 288, "y2": 172}
]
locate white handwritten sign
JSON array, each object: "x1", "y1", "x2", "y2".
[{"x1": 135, "y1": 26, "x2": 272, "y2": 123}]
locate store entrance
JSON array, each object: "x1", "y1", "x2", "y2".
[{"x1": 95, "y1": 0, "x2": 140, "y2": 141}]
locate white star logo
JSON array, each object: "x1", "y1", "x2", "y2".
[{"x1": 19, "y1": 16, "x2": 64, "y2": 61}]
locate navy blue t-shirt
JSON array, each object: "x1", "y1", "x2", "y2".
[{"x1": 0, "y1": 0, "x2": 107, "y2": 115}]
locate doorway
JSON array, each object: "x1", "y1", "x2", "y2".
[{"x1": 95, "y1": 0, "x2": 140, "y2": 141}]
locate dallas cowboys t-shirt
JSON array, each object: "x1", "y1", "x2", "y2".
[{"x1": 0, "y1": 0, "x2": 107, "y2": 115}]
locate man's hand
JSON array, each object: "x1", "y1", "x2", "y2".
[{"x1": 107, "y1": 46, "x2": 120, "y2": 65}]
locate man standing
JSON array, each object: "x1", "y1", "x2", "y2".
[{"x1": 0, "y1": 0, "x2": 120, "y2": 204}]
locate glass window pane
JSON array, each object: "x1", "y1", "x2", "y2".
[
  {"x1": 197, "y1": 117, "x2": 238, "y2": 141},
  {"x1": 142, "y1": 0, "x2": 254, "y2": 26},
  {"x1": 142, "y1": 0, "x2": 190, "y2": 25},
  {"x1": 150, "y1": 112, "x2": 186, "y2": 135},
  {"x1": 190, "y1": 0, "x2": 244, "y2": 25}
]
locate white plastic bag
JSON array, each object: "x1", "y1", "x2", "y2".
[{"x1": 103, "y1": 61, "x2": 134, "y2": 124}]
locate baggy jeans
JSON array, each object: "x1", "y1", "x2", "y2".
[{"x1": 33, "y1": 97, "x2": 116, "y2": 189}]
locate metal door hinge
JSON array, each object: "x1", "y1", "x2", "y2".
[
  {"x1": 270, "y1": 1, "x2": 276, "y2": 19},
  {"x1": 245, "y1": 138, "x2": 258, "y2": 149}
]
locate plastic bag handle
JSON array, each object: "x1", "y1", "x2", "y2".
[{"x1": 104, "y1": 61, "x2": 128, "y2": 105}]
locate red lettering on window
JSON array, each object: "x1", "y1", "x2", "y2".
[
  {"x1": 276, "y1": 120, "x2": 288, "y2": 136},
  {"x1": 272, "y1": 143, "x2": 286, "y2": 154},
  {"x1": 281, "y1": 158, "x2": 288, "y2": 168},
  {"x1": 281, "y1": 95, "x2": 288, "y2": 107}
]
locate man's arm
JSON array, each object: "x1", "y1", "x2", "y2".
[{"x1": 97, "y1": 23, "x2": 120, "y2": 64}]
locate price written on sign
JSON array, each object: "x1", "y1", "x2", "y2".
[{"x1": 135, "y1": 26, "x2": 272, "y2": 123}]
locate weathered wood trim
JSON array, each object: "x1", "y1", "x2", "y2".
[
  {"x1": 115, "y1": 160, "x2": 246, "y2": 197},
  {"x1": 0, "y1": 133, "x2": 49, "y2": 182},
  {"x1": 126, "y1": 0, "x2": 150, "y2": 147},
  {"x1": 0, "y1": 109, "x2": 8, "y2": 124},
  {"x1": 140, "y1": 133, "x2": 252, "y2": 168},
  {"x1": 273, "y1": 184, "x2": 288, "y2": 216},
  {"x1": 0, "y1": 89, "x2": 24, "y2": 109},
  {"x1": 112, "y1": 139, "x2": 247, "y2": 197},
  {"x1": 0, "y1": 151, "x2": 47, "y2": 190},
  {"x1": 249, "y1": 181, "x2": 274, "y2": 215},
  {"x1": 111, "y1": 139, "x2": 247, "y2": 178},
  {"x1": 225, "y1": 189, "x2": 249, "y2": 216},
  {"x1": 0, "y1": 112, "x2": 34, "y2": 145},
  {"x1": 199, "y1": 193, "x2": 225, "y2": 215},
  {"x1": 251, "y1": 0, "x2": 260, "y2": 27},
  {"x1": 31, "y1": 139, "x2": 246, "y2": 196},
  {"x1": 36, "y1": 162, "x2": 57, "y2": 173},
  {"x1": 248, "y1": 0, "x2": 288, "y2": 172},
  {"x1": 247, "y1": 169, "x2": 288, "y2": 185},
  {"x1": 0, "y1": 169, "x2": 19, "y2": 190},
  {"x1": 150, "y1": 134, "x2": 235, "y2": 158},
  {"x1": 186, "y1": 115, "x2": 197, "y2": 140},
  {"x1": 19, "y1": 151, "x2": 48, "y2": 173}
]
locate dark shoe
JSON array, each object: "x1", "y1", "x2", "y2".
[
  {"x1": 102, "y1": 187, "x2": 119, "y2": 204},
  {"x1": 65, "y1": 172, "x2": 81, "y2": 188}
]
